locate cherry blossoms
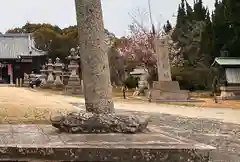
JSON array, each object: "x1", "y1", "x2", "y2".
[{"x1": 117, "y1": 23, "x2": 184, "y2": 73}]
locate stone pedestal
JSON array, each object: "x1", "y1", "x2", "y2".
[
  {"x1": 65, "y1": 48, "x2": 82, "y2": 94},
  {"x1": 0, "y1": 124, "x2": 214, "y2": 162},
  {"x1": 219, "y1": 85, "x2": 240, "y2": 100},
  {"x1": 46, "y1": 58, "x2": 55, "y2": 88},
  {"x1": 53, "y1": 57, "x2": 64, "y2": 89},
  {"x1": 151, "y1": 81, "x2": 189, "y2": 101},
  {"x1": 62, "y1": 71, "x2": 71, "y2": 85}
]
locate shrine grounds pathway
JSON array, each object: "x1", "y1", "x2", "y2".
[{"x1": 0, "y1": 87, "x2": 240, "y2": 162}]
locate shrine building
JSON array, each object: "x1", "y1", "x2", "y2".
[
  {"x1": 212, "y1": 57, "x2": 240, "y2": 100},
  {"x1": 0, "y1": 33, "x2": 47, "y2": 84}
]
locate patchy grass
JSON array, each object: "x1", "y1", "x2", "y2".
[
  {"x1": 146, "y1": 98, "x2": 240, "y2": 109},
  {"x1": 37, "y1": 87, "x2": 135, "y2": 99},
  {"x1": 3, "y1": 87, "x2": 240, "y2": 124},
  {"x1": 0, "y1": 86, "x2": 136, "y2": 124},
  {"x1": 37, "y1": 87, "x2": 240, "y2": 109},
  {"x1": 0, "y1": 87, "x2": 78, "y2": 124},
  {"x1": 113, "y1": 89, "x2": 240, "y2": 109},
  {"x1": 189, "y1": 91, "x2": 212, "y2": 98}
]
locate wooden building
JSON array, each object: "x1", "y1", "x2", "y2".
[
  {"x1": 0, "y1": 33, "x2": 47, "y2": 84},
  {"x1": 211, "y1": 57, "x2": 240, "y2": 100}
]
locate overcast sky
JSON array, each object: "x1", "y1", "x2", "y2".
[{"x1": 0, "y1": 0, "x2": 214, "y2": 37}]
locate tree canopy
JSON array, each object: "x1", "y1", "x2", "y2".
[{"x1": 5, "y1": 0, "x2": 240, "y2": 89}]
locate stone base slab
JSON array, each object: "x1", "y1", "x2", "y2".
[
  {"x1": 220, "y1": 86, "x2": 240, "y2": 91},
  {"x1": 219, "y1": 86, "x2": 240, "y2": 100},
  {"x1": 0, "y1": 124, "x2": 214, "y2": 162},
  {"x1": 153, "y1": 81, "x2": 180, "y2": 91},
  {"x1": 151, "y1": 89, "x2": 190, "y2": 101},
  {"x1": 151, "y1": 81, "x2": 189, "y2": 101}
]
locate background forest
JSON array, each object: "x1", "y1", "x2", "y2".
[{"x1": 5, "y1": 0, "x2": 239, "y2": 91}]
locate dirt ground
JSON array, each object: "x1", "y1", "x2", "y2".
[
  {"x1": 39, "y1": 87, "x2": 240, "y2": 109},
  {"x1": 148, "y1": 98, "x2": 240, "y2": 109},
  {"x1": 112, "y1": 88, "x2": 240, "y2": 109},
  {"x1": 0, "y1": 87, "x2": 78, "y2": 124},
  {"x1": 1, "y1": 86, "x2": 240, "y2": 124}
]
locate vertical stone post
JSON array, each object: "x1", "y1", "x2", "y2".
[{"x1": 75, "y1": 0, "x2": 114, "y2": 114}]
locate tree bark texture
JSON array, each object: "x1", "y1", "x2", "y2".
[{"x1": 75, "y1": 0, "x2": 114, "y2": 114}]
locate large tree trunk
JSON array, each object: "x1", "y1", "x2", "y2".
[
  {"x1": 75, "y1": 0, "x2": 114, "y2": 114},
  {"x1": 51, "y1": 0, "x2": 149, "y2": 133}
]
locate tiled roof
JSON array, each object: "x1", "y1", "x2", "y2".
[
  {"x1": 212, "y1": 57, "x2": 240, "y2": 66},
  {"x1": 0, "y1": 33, "x2": 46, "y2": 59}
]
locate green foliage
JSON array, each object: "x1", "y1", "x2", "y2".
[
  {"x1": 211, "y1": 0, "x2": 240, "y2": 58},
  {"x1": 7, "y1": 23, "x2": 77, "y2": 62},
  {"x1": 172, "y1": 66, "x2": 213, "y2": 90},
  {"x1": 6, "y1": 22, "x2": 116, "y2": 63},
  {"x1": 123, "y1": 75, "x2": 138, "y2": 89}
]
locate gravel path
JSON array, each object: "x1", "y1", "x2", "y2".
[
  {"x1": 71, "y1": 102, "x2": 240, "y2": 162},
  {"x1": 134, "y1": 111, "x2": 240, "y2": 162}
]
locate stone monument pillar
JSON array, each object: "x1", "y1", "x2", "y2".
[
  {"x1": 65, "y1": 49, "x2": 81, "y2": 94},
  {"x1": 40, "y1": 65, "x2": 47, "y2": 88},
  {"x1": 46, "y1": 58, "x2": 54, "y2": 88},
  {"x1": 54, "y1": 57, "x2": 64, "y2": 88},
  {"x1": 151, "y1": 36, "x2": 189, "y2": 101},
  {"x1": 156, "y1": 38, "x2": 172, "y2": 81}
]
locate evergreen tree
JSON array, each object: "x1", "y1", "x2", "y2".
[
  {"x1": 211, "y1": 0, "x2": 240, "y2": 57},
  {"x1": 199, "y1": 10, "x2": 214, "y2": 65},
  {"x1": 193, "y1": 0, "x2": 207, "y2": 21},
  {"x1": 185, "y1": 0, "x2": 194, "y2": 20},
  {"x1": 172, "y1": 0, "x2": 186, "y2": 41},
  {"x1": 175, "y1": 0, "x2": 186, "y2": 29}
]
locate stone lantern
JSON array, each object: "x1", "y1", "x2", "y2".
[
  {"x1": 65, "y1": 48, "x2": 81, "y2": 94},
  {"x1": 54, "y1": 57, "x2": 64, "y2": 88},
  {"x1": 40, "y1": 64, "x2": 47, "y2": 88},
  {"x1": 46, "y1": 58, "x2": 54, "y2": 88}
]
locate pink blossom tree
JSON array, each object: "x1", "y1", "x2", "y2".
[{"x1": 117, "y1": 10, "x2": 184, "y2": 84}]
